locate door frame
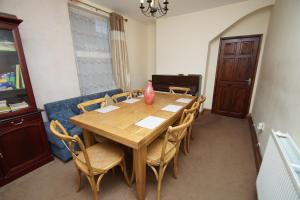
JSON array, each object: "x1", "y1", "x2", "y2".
[{"x1": 211, "y1": 34, "x2": 263, "y2": 118}]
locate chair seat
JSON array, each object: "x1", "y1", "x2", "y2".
[
  {"x1": 75, "y1": 143, "x2": 124, "y2": 174},
  {"x1": 147, "y1": 138, "x2": 176, "y2": 166}
]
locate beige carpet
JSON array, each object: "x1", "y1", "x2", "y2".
[{"x1": 0, "y1": 113, "x2": 257, "y2": 200}]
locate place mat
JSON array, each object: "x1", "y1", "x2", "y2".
[
  {"x1": 161, "y1": 104, "x2": 183, "y2": 113},
  {"x1": 176, "y1": 98, "x2": 193, "y2": 103},
  {"x1": 135, "y1": 116, "x2": 166, "y2": 130},
  {"x1": 95, "y1": 105, "x2": 120, "y2": 113},
  {"x1": 123, "y1": 98, "x2": 141, "y2": 104}
]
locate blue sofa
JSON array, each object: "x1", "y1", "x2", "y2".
[{"x1": 44, "y1": 88, "x2": 123, "y2": 161}]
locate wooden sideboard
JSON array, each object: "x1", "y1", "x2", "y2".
[{"x1": 152, "y1": 74, "x2": 201, "y2": 96}]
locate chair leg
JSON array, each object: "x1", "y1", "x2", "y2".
[
  {"x1": 120, "y1": 159, "x2": 131, "y2": 186},
  {"x1": 173, "y1": 152, "x2": 179, "y2": 179},
  {"x1": 87, "y1": 176, "x2": 99, "y2": 200},
  {"x1": 76, "y1": 168, "x2": 82, "y2": 192},
  {"x1": 157, "y1": 165, "x2": 167, "y2": 200},
  {"x1": 183, "y1": 136, "x2": 188, "y2": 155},
  {"x1": 187, "y1": 130, "x2": 192, "y2": 153}
]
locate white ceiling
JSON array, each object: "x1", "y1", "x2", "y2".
[{"x1": 91, "y1": 0, "x2": 247, "y2": 22}]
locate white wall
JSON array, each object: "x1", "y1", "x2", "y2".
[
  {"x1": 0, "y1": 0, "x2": 152, "y2": 116},
  {"x1": 251, "y1": 0, "x2": 300, "y2": 154},
  {"x1": 156, "y1": 0, "x2": 274, "y2": 94},
  {"x1": 204, "y1": 7, "x2": 272, "y2": 110},
  {"x1": 146, "y1": 23, "x2": 156, "y2": 81}
]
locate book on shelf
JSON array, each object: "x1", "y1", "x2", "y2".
[
  {"x1": 0, "y1": 41, "x2": 16, "y2": 52},
  {"x1": 0, "y1": 100, "x2": 11, "y2": 113},
  {"x1": 0, "y1": 64, "x2": 23, "y2": 91},
  {"x1": 9, "y1": 101, "x2": 29, "y2": 111}
]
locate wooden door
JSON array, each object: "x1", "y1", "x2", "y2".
[{"x1": 212, "y1": 35, "x2": 261, "y2": 118}]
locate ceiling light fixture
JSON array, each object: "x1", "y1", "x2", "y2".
[{"x1": 139, "y1": 0, "x2": 169, "y2": 18}]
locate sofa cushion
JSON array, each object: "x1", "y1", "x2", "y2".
[
  {"x1": 69, "y1": 126, "x2": 83, "y2": 136},
  {"x1": 49, "y1": 110, "x2": 76, "y2": 130},
  {"x1": 44, "y1": 121, "x2": 65, "y2": 149}
]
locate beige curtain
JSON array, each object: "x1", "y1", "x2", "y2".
[{"x1": 110, "y1": 13, "x2": 131, "y2": 91}]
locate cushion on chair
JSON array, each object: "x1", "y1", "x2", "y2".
[
  {"x1": 147, "y1": 138, "x2": 176, "y2": 166},
  {"x1": 75, "y1": 143, "x2": 124, "y2": 174}
]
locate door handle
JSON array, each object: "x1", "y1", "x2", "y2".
[{"x1": 245, "y1": 78, "x2": 252, "y2": 86}]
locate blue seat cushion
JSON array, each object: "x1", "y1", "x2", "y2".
[
  {"x1": 69, "y1": 126, "x2": 83, "y2": 135},
  {"x1": 49, "y1": 109, "x2": 76, "y2": 130},
  {"x1": 44, "y1": 122, "x2": 83, "y2": 149}
]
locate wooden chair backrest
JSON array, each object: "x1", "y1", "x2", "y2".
[
  {"x1": 111, "y1": 92, "x2": 132, "y2": 103},
  {"x1": 169, "y1": 86, "x2": 191, "y2": 95},
  {"x1": 50, "y1": 120, "x2": 96, "y2": 174},
  {"x1": 132, "y1": 89, "x2": 144, "y2": 97},
  {"x1": 161, "y1": 113, "x2": 194, "y2": 163},
  {"x1": 179, "y1": 101, "x2": 199, "y2": 124},
  {"x1": 77, "y1": 97, "x2": 107, "y2": 113},
  {"x1": 195, "y1": 95, "x2": 206, "y2": 118},
  {"x1": 197, "y1": 95, "x2": 206, "y2": 105}
]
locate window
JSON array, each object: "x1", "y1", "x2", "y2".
[{"x1": 69, "y1": 6, "x2": 115, "y2": 95}]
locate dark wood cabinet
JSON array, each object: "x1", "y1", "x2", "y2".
[
  {"x1": 152, "y1": 74, "x2": 201, "y2": 96},
  {"x1": 0, "y1": 14, "x2": 53, "y2": 186}
]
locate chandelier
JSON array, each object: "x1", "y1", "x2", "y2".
[{"x1": 139, "y1": 0, "x2": 169, "y2": 18}]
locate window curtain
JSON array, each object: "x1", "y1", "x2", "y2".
[
  {"x1": 109, "y1": 13, "x2": 131, "y2": 91},
  {"x1": 69, "y1": 6, "x2": 115, "y2": 95}
]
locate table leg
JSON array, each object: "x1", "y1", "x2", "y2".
[
  {"x1": 83, "y1": 129, "x2": 95, "y2": 147},
  {"x1": 133, "y1": 146, "x2": 147, "y2": 200}
]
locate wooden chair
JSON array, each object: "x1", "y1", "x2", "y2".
[
  {"x1": 183, "y1": 96, "x2": 207, "y2": 154},
  {"x1": 77, "y1": 98, "x2": 107, "y2": 113},
  {"x1": 77, "y1": 98, "x2": 108, "y2": 143},
  {"x1": 169, "y1": 86, "x2": 191, "y2": 95},
  {"x1": 111, "y1": 92, "x2": 132, "y2": 103},
  {"x1": 131, "y1": 89, "x2": 144, "y2": 98},
  {"x1": 178, "y1": 101, "x2": 199, "y2": 155},
  {"x1": 195, "y1": 95, "x2": 206, "y2": 119},
  {"x1": 50, "y1": 120, "x2": 131, "y2": 200},
  {"x1": 146, "y1": 113, "x2": 194, "y2": 200}
]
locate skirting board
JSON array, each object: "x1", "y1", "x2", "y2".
[{"x1": 247, "y1": 115, "x2": 262, "y2": 173}]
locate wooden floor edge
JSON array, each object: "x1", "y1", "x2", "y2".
[{"x1": 247, "y1": 115, "x2": 262, "y2": 173}]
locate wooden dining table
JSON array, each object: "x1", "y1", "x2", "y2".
[{"x1": 70, "y1": 92, "x2": 196, "y2": 200}]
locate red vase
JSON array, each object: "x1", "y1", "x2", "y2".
[{"x1": 144, "y1": 81, "x2": 155, "y2": 105}]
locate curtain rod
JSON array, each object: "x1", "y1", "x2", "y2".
[{"x1": 70, "y1": 0, "x2": 128, "y2": 22}]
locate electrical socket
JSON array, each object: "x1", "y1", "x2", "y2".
[{"x1": 257, "y1": 122, "x2": 265, "y2": 132}]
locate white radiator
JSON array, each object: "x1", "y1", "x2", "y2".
[{"x1": 257, "y1": 131, "x2": 300, "y2": 200}]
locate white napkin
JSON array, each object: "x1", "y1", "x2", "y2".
[
  {"x1": 135, "y1": 116, "x2": 166, "y2": 130},
  {"x1": 95, "y1": 105, "x2": 120, "y2": 113},
  {"x1": 137, "y1": 94, "x2": 144, "y2": 98},
  {"x1": 161, "y1": 104, "x2": 183, "y2": 113},
  {"x1": 176, "y1": 98, "x2": 193, "y2": 103},
  {"x1": 123, "y1": 98, "x2": 141, "y2": 104}
]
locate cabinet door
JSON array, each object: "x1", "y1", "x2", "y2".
[{"x1": 0, "y1": 112, "x2": 49, "y2": 177}]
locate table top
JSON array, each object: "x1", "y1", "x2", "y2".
[{"x1": 70, "y1": 92, "x2": 196, "y2": 149}]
